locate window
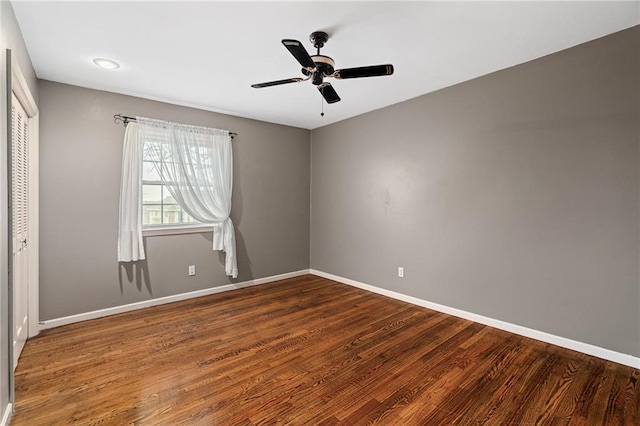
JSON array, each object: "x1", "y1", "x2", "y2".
[
  {"x1": 142, "y1": 143, "x2": 197, "y2": 227},
  {"x1": 119, "y1": 117, "x2": 235, "y2": 275}
]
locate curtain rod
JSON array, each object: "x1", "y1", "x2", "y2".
[{"x1": 113, "y1": 114, "x2": 237, "y2": 138}]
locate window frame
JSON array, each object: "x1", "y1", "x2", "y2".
[{"x1": 142, "y1": 222, "x2": 212, "y2": 237}]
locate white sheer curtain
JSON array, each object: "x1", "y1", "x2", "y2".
[
  {"x1": 117, "y1": 122, "x2": 146, "y2": 262},
  {"x1": 137, "y1": 117, "x2": 238, "y2": 278}
]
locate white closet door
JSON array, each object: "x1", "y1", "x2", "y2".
[{"x1": 12, "y1": 92, "x2": 29, "y2": 370}]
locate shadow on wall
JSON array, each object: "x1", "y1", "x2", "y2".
[
  {"x1": 199, "y1": 229, "x2": 253, "y2": 283},
  {"x1": 116, "y1": 225, "x2": 250, "y2": 294},
  {"x1": 118, "y1": 259, "x2": 151, "y2": 296},
  {"x1": 232, "y1": 229, "x2": 252, "y2": 282},
  {"x1": 116, "y1": 136, "x2": 251, "y2": 291}
]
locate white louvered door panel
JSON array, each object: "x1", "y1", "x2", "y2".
[{"x1": 12, "y1": 92, "x2": 29, "y2": 369}]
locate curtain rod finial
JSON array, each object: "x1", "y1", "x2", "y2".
[{"x1": 114, "y1": 114, "x2": 135, "y2": 126}]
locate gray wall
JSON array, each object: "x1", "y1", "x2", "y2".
[
  {"x1": 39, "y1": 81, "x2": 310, "y2": 320},
  {"x1": 311, "y1": 26, "x2": 640, "y2": 357},
  {"x1": 1, "y1": 0, "x2": 38, "y2": 417}
]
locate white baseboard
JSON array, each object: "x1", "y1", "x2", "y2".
[
  {"x1": 40, "y1": 269, "x2": 311, "y2": 330},
  {"x1": 310, "y1": 269, "x2": 640, "y2": 369},
  {"x1": 1, "y1": 403, "x2": 12, "y2": 426}
]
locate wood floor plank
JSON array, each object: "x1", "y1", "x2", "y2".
[{"x1": 12, "y1": 275, "x2": 640, "y2": 425}]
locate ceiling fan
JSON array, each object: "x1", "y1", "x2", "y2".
[{"x1": 251, "y1": 31, "x2": 394, "y2": 104}]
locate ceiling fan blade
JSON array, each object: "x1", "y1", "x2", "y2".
[
  {"x1": 251, "y1": 78, "x2": 303, "y2": 88},
  {"x1": 318, "y1": 83, "x2": 341, "y2": 104},
  {"x1": 282, "y1": 39, "x2": 316, "y2": 69},
  {"x1": 335, "y1": 64, "x2": 394, "y2": 79}
]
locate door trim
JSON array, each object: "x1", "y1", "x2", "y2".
[{"x1": 10, "y1": 53, "x2": 38, "y2": 341}]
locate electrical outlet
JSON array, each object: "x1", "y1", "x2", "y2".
[
  {"x1": 398, "y1": 267, "x2": 404, "y2": 278},
  {"x1": 188, "y1": 265, "x2": 196, "y2": 276}
]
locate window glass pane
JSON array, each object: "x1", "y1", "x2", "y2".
[
  {"x1": 199, "y1": 147, "x2": 210, "y2": 162},
  {"x1": 143, "y1": 205, "x2": 162, "y2": 226},
  {"x1": 190, "y1": 163, "x2": 203, "y2": 177},
  {"x1": 163, "y1": 204, "x2": 181, "y2": 224},
  {"x1": 162, "y1": 145, "x2": 173, "y2": 162},
  {"x1": 182, "y1": 210, "x2": 197, "y2": 223},
  {"x1": 162, "y1": 187, "x2": 177, "y2": 204},
  {"x1": 143, "y1": 141, "x2": 162, "y2": 161},
  {"x1": 142, "y1": 140, "x2": 205, "y2": 228},
  {"x1": 188, "y1": 146, "x2": 201, "y2": 164},
  {"x1": 143, "y1": 185, "x2": 162, "y2": 203},
  {"x1": 143, "y1": 161, "x2": 161, "y2": 182}
]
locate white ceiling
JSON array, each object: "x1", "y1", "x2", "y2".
[{"x1": 11, "y1": 1, "x2": 639, "y2": 130}]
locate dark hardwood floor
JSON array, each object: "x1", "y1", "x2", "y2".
[{"x1": 13, "y1": 275, "x2": 639, "y2": 425}]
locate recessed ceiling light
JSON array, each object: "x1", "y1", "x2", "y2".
[{"x1": 93, "y1": 58, "x2": 120, "y2": 70}]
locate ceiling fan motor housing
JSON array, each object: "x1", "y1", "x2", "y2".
[{"x1": 302, "y1": 55, "x2": 335, "y2": 85}]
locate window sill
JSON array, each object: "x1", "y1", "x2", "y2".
[{"x1": 143, "y1": 224, "x2": 213, "y2": 237}]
